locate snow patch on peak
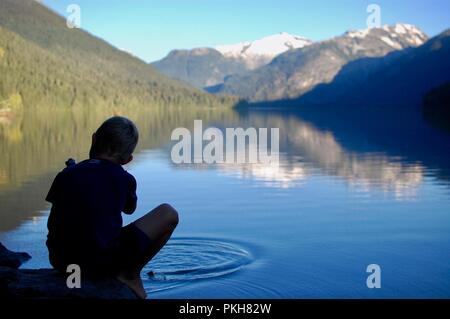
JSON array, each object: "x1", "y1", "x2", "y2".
[
  {"x1": 393, "y1": 23, "x2": 425, "y2": 36},
  {"x1": 394, "y1": 24, "x2": 407, "y2": 34},
  {"x1": 215, "y1": 32, "x2": 312, "y2": 59},
  {"x1": 391, "y1": 23, "x2": 428, "y2": 45},
  {"x1": 380, "y1": 36, "x2": 402, "y2": 49},
  {"x1": 215, "y1": 41, "x2": 250, "y2": 58},
  {"x1": 344, "y1": 23, "x2": 427, "y2": 47},
  {"x1": 346, "y1": 29, "x2": 370, "y2": 39}
]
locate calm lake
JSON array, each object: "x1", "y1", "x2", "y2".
[{"x1": 1, "y1": 104, "x2": 449, "y2": 298}]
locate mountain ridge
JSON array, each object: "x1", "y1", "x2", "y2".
[
  {"x1": 215, "y1": 32, "x2": 313, "y2": 68},
  {"x1": 152, "y1": 32, "x2": 312, "y2": 89},
  {"x1": 213, "y1": 23, "x2": 428, "y2": 101},
  {"x1": 296, "y1": 28, "x2": 450, "y2": 107},
  {"x1": 243, "y1": 29, "x2": 450, "y2": 112},
  {"x1": 0, "y1": 0, "x2": 237, "y2": 109}
]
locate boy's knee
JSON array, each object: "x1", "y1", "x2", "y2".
[{"x1": 158, "y1": 203, "x2": 179, "y2": 227}]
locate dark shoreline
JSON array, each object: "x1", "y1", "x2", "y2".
[{"x1": 0, "y1": 242, "x2": 137, "y2": 299}]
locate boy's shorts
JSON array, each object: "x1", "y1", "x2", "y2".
[
  {"x1": 113, "y1": 223, "x2": 152, "y2": 272},
  {"x1": 49, "y1": 223, "x2": 152, "y2": 277}
]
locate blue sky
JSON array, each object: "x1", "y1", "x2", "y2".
[{"x1": 42, "y1": 0, "x2": 450, "y2": 62}]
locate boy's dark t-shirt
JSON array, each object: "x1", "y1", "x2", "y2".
[{"x1": 46, "y1": 158, "x2": 137, "y2": 272}]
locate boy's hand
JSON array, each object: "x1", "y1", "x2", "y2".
[{"x1": 65, "y1": 158, "x2": 77, "y2": 167}]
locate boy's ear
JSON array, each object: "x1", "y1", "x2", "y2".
[{"x1": 122, "y1": 155, "x2": 133, "y2": 165}]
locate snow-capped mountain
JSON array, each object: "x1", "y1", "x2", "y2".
[
  {"x1": 153, "y1": 24, "x2": 429, "y2": 96},
  {"x1": 212, "y1": 24, "x2": 429, "y2": 101},
  {"x1": 344, "y1": 23, "x2": 427, "y2": 48},
  {"x1": 153, "y1": 32, "x2": 312, "y2": 88},
  {"x1": 297, "y1": 28, "x2": 450, "y2": 107},
  {"x1": 215, "y1": 32, "x2": 313, "y2": 68}
]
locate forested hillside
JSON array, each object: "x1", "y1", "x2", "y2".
[{"x1": 0, "y1": 0, "x2": 236, "y2": 109}]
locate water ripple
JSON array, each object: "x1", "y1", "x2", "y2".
[{"x1": 143, "y1": 237, "x2": 253, "y2": 293}]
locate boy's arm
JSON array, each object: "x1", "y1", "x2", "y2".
[
  {"x1": 123, "y1": 174, "x2": 137, "y2": 214},
  {"x1": 46, "y1": 172, "x2": 62, "y2": 203}
]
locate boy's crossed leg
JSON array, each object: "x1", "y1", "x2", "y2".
[{"x1": 116, "y1": 203, "x2": 179, "y2": 299}]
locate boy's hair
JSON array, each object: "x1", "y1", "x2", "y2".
[{"x1": 89, "y1": 116, "x2": 139, "y2": 162}]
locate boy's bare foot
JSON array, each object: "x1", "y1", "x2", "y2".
[{"x1": 116, "y1": 273, "x2": 147, "y2": 299}]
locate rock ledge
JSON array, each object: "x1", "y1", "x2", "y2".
[{"x1": 0, "y1": 242, "x2": 137, "y2": 299}]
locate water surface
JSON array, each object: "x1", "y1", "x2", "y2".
[{"x1": 1, "y1": 105, "x2": 449, "y2": 298}]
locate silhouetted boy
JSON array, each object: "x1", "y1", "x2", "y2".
[{"x1": 46, "y1": 116, "x2": 179, "y2": 298}]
